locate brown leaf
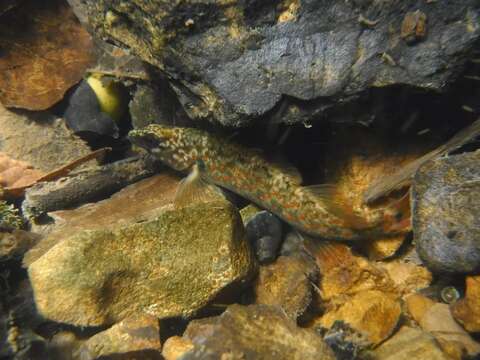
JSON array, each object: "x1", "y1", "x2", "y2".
[
  {"x1": 0, "y1": 152, "x2": 44, "y2": 189},
  {"x1": 3, "y1": 147, "x2": 110, "y2": 198},
  {"x1": 0, "y1": 0, "x2": 95, "y2": 110}
]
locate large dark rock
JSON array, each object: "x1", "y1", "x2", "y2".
[
  {"x1": 412, "y1": 150, "x2": 480, "y2": 274},
  {"x1": 67, "y1": 0, "x2": 480, "y2": 127}
]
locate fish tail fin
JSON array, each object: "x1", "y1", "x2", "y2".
[
  {"x1": 174, "y1": 162, "x2": 227, "y2": 208},
  {"x1": 301, "y1": 184, "x2": 372, "y2": 230}
]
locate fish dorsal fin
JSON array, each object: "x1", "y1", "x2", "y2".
[
  {"x1": 174, "y1": 163, "x2": 227, "y2": 208},
  {"x1": 301, "y1": 184, "x2": 371, "y2": 230}
]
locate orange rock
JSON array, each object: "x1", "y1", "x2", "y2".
[
  {"x1": 451, "y1": 275, "x2": 480, "y2": 332},
  {"x1": 407, "y1": 295, "x2": 480, "y2": 358},
  {"x1": 318, "y1": 290, "x2": 401, "y2": 345},
  {"x1": 405, "y1": 293, "x2": 435, "y2": 323},
  {"x1": 309, "y1": 242, "x2": 396, "y2": 305},
  {"x1": 363, "y1": 235, "x2": 406, "y2": 260},
  {"x1": 162, "y1": 336, "x2": 194, "y2": 360}
]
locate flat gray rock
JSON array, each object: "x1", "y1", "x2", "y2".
[
  {"x1": 68, "y1": 0, "x2": 480, "y2": 126},
  {"x1": 412, "y1": 150, "x2": 480, "y2": 273}
]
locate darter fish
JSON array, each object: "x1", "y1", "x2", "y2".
[{"x1": 129, "y1": 125, "x2": 409, "y2": 241}]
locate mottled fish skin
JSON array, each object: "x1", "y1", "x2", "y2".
[{"x1": 129, "y1": 125, "x2": 402, "y2": 240}]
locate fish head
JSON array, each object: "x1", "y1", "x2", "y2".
[{"x1": 129, "y1": 125, "x2": 206, "y2": 171}]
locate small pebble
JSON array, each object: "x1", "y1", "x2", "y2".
[
  {"x1": 440, "y1": 286, "x2": 460, "y2": 304},
  {"x1": 245, "y1": 211, "x2": 282, "y2": 264}
]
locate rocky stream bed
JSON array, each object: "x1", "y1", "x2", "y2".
[{"x1": 1, "y1": 0, "x2": 480, "y2": 359}]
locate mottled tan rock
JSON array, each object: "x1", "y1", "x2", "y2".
[
  {"x1": 24, "y1": 173, "x2": 180, "y2": 266},
  {"x1": 76, "y1": 315, "x2": 161, "y2": 360},
  {"x1": 0, "y1": 104, "x2": 91, "y2": 173},
  {"x1": 253, "y1": 255, "x2": 318, "y2": 320},
  {"x1": 405, "y1": 293, "x2": 435, "y2": 322},
  {"x1": 420, "y1": 303, "x2": 480, "y2": 357},
  {"x1": 378, "y1": 261, "x2": 432, "y2": 296},
  {"x1": 318, "y1": 290, "x2": 401, "y2": 345},
  {"x1": 452, "y1": 275, "x2": 480, "y2": 332},
  {"x1": 310, "y1": 242, "x2": 396, "y2": 305},
  {"x1": 28, "y1": 201, "x2": 255, "y2": 326},
  {"x1": 407, "y1": 294, "x2": 480, "y2": 358},
  {"x1": 162, "y1": 336, "x2": 194, "y2": 360},
  {"x1": 370, "y1": 326, "x2": 450, "y2": 360},
  {"x1": 179, "y1": 304, "x2": 335, "y2": 360}
]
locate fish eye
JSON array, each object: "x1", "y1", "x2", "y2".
[{"x1": 394, "y1": 211, "x2": 403, "y2": 221}]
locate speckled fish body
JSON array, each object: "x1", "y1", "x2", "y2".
[{"x1": 129, "y1": 125, "x2": 401, "y2": 240}]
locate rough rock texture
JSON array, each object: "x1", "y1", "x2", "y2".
[
  {"x1": 245, "y1": 211, "x2": 283, "y2": 264},
  {"x1": 253, "y1": 255, "x2": 317, "y2": 320},
  {"x1": 406, "y1": 294, "x2": 480, "y2": 358},
  {"x1": 28, "y1": 200, "x2": 255, "y2": 326},
  {"x1": 412, "y1": 150, "x2": 480, "y2": 273},
  {"x1": 76, "y1": 315, "x2": 161, "y2": 359},
  {"x1": 318, "y1": 290, "x2": 401, "y2": 346},
  {"x1": 67, "y1": 0, "x2": 480, "y2": 126},
  {"x1": 178, "y1": 304, "x2": 335, "y2": 360},
  {"x1": 24, "y1": 173, "x2": 181, "y2": 265},
  {"x1": 370, "y1": 326, "x2": 450, "y2": 360},
  {"x1": 162, "y1": 336, "x2": 194, "y2": 360},
  {"x1": 0, "y1": 104, "x2": 91, "y2": 173},
  {"x1": 452, "y1": 275, "x2": 480, "y2": 332}
]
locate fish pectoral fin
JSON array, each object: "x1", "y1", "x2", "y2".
[
  {"x1": 174, "y1": 163, "x2": 227, "y2": 208},
  {"x1": 301, "y1": 184, "x2": 371, "y2": 230}
]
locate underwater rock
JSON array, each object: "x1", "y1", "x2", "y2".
[
  {"x1": 24, "y1": 172, "x2": 180, "y2": 265},
  {"x1": 406, "y1": 294, "x2": 480, "y2": 358},
  {"x1": 76, "y1": 314, "x2": 161, "y2": 360},
  {"x1": 64, "y1": 80, "x2": 120, "y2": 138},
  {"x1": 28, "y1": 200, "x2": 255, "y2": 326},
  {"x1": 176, "y1": 304, "x2": 335, "y2": 360},
  {"x1": 370, "y1": 326, "x2": 450, "y2": 360},
  {"x1": 377, "y1": 260, "x2": 432, "y2": 296},
  {"x1": 245, "y1": 210, "x2": 283, "y2": 264},
  {"x1": 309, "y1": 242, "x2": 397, "y2": 304},
  {"x1": 451, "y1": 275, "x2": 480, "y2": 333},
  {"x1": 253, "y1": 255, "x2": 318, "y2": 320},
  {"x1": 129, "y1": 83, "x2": 191, "y2": 130},
  {"x1": 321, "y1": 321, "x2": 369, "y2": 360},
  {"x1": 0, "y1": 230, "x2": 39, "y2": 261},
  {"x1": 0, "y1": 104, "x2": 91, "y2": 173},
  {"x1": 68, "y1": 1, "x2": 480, "y2": 126},
  {"x1": 317, "y1": 290, "x2": 401, "y2": 346},
  {"x1": 412, "y1": 150, "x2": 480, "y2": 273},
  {"x1": 22, "y1": 156, "x2": 157, "y2": 221},
  {"x1": 162, "y1": 336, "x2": 194, "y2": 360}
]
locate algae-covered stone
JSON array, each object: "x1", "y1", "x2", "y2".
[
  {"x1": 28, "y1": 201, "x2": 255, "y2": 326},
  {"x1": 179, "y1": 304, "x2": 335, "y2": 360},
  {"x1": 412, "y1": 150, "x2": 480, "y2": 273}
]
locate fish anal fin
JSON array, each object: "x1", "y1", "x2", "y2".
[
  {"x1": 174, "y1": 163, "x2": 227, "y2": 208},
  {"x1": 301, "y1": 184, "x2": 371, "y2": 230}
]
